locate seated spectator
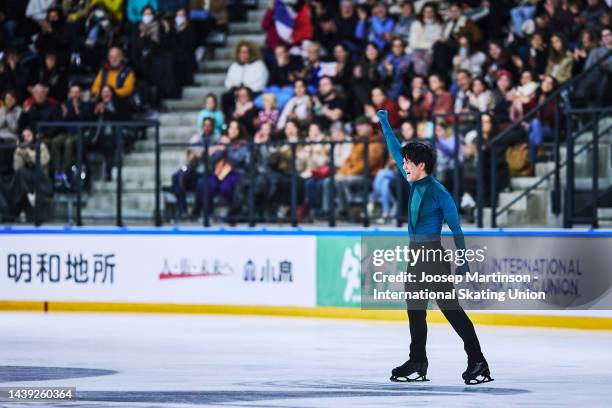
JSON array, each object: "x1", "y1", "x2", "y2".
[
  {"x1": 222, "y1": 41, "x2": 269, "y2": 118},
  {"x1": 268, "y1": 45, "x2": 301, "y2": 87},
  {"x1": 230, "y1": 86, "x2": 257, "y2": 135},
  {"x1": 381, "y1": 38, "x2": 412, "y2": 100},
  {"x1": 428, "y1": 73, "x2": 454, "y2": 119},
  {"x1": 312, "y1": 76, "x2": 345, "y2": 131},
  {"x1": 371, "y1": 121, "x2": 415, "y2": 224},
  {"x1": 296, "y1": 41, "x2": 324, "y2": 95},
  {"x1": 484, "y1": 40, "x2": 519, "y2": 88},
  {"x1": 1, "y1": 128, "x2": 52, "y2": 221},
  {"x1": 514, "y1": 32, "x2": 548, "y2": 79},
  {"x1": 453, "y1": 69, "x2": 472, "y2": 114},
  {"x1": 467, "y1": 77, "x2": 494, "y2": 113},
  {"x1": 35, "y1": 6, "x2": 70, "y2": 65},
  {"x1": 277, "y1": 79, "x2": 312, "y2": 131},
  {"x1": 80, "y1": 5, "x2": 116, "y2": 73},
  {"x1": 408, "y1": 2, "x2": 443, "y2": 76},
  {"x1": 452, "y1": 34, "x2": 486, "y2": 80},
  {"x1": 91, "y1": 85, "x2": 130, "y2": 181},
  {"x1": 582, "y1": 26, "x2": 612, "y2": 104},
  {"x1": 463, "y1": 113, "x2": 509, "y2": 207},
  {"x1": 255, "y1": 93, "x2": 280, "y2": 131},
  {"x1": 197, "y1": 94, "x2": 224, "y2": 136},
  {"x1": 509, "y1": 70, "x2": 539, "y2": 121},
  {"x1": 261, "y1": 0, "x2": 286, "y2": 54},
  {"x1": 434, "y1": 121, "x2": 462, "y2": 193},
  {"x1": 91, "y1": 47, "x2": 136, "y2": 100},
  {"x1": 572, "y1": 29, "x2": 599, "y2": 75},
  {"x1": 407, "y1": 75, "x2": 434, "y2": 122},
  {"x1": 0, "y1": 49, "x2": 31, "y2": 103},
  {"x1": 30, "y1": 50, "x2": 68, "y2": 102},
  {"x1": 127, "y1": 0, "x2": 159, "y2": 25},
  {"x1": 355, "y1": 2, "x2": 395, "y2": 51},
  {"x1": 19, "y1": 84, "x2": 62, "y2": 149},
  {"x1": 492, "y1": 69, "x2": 514, "y2": 123},
  {"x1": 0, "y1": 90, "x2": 22, "y2": 143},
  {"x1": 333, "y1": 116, "x2": 385, "y2": 218},
  {"x1": 171, "y1": 117, "x2": 217, "y2": 217},
  {"x1": 545, "y1": 32, "x2": 574, "y2": 83},
  {"x1": 299, "y1": 122, "x2": 330, "y2": 218},
  {"x1": 332, "y1": 43, "x2": 353, "y2": 91},
  {"x1": 335, "y1": 0, "x2": 359, "y2": 52},
  {"x1": 433, "y1": 3, "x2": 482, "y2": 74},
  {"x1": 267, "y1": 119, "x2": 306, "y2": 218},
  {"x1": 351, "y1": 42, "x2": 385, "y2": 116},
  {"x1": 526, "y1": 75, "x2": 558, "y2": 164},
  {"x1": 365, "y1": 87, "x2": 400, "y2": 129},
  {"x1": 394, "y1": 2, "x2": 416, "y2": 45},
  {"x1": 193, "y1": 119, "x2": 249, "y2": 219}
]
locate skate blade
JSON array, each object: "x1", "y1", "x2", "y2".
[
  {"x1": 464, "y1": 376, "x2": 494, "y2": 385},
  {"x1": 390, "y1": 375, "x2": 429, "y2": 383}
]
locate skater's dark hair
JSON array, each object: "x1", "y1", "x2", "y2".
[{"x1": 401, "y1": 141, "x2": 436, "y2": 174}]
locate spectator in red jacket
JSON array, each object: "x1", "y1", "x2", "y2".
[
  {"x1": 365, "y1": 87, "x2": 400, "y2": 129},
  {"x1": 428, "y1": 73, "x2": 454, "y2": 120}
]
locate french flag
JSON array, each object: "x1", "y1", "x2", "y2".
[{"x1": 274, "y1": 0, "x2": 295, "y2": 44}]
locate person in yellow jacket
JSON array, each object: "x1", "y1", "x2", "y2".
[{"x1": 91, "y1": 47, "x2": 136, "y2": 99}]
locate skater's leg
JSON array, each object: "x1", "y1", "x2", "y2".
[
  {"x1": 439, "y1": 307, "x2": 485, "y2": 363},
  {"x1": 407, "y1": 309, "x2": 428, "y2": 362}
]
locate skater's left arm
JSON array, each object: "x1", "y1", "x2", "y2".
[{"x1": 439, "y1": 188, "x2": 470, "y2": 274}]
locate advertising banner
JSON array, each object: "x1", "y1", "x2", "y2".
[{"x1": 0, "y1": 234, "x2": 317, "y2": 307}]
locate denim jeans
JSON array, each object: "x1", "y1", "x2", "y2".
[
  {"x1": 528, "y1": 118, "x2": 552, "y2": 164},
  {"x1": 371, "y1": 168, "x2": 395, "y2": 214}
]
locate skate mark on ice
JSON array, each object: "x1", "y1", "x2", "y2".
[
  {"x1": 0, "y1": 366, "x2": 117, "y2": 383},
  {"x1": 234, "y1": 379, "x2": 529, "y2": 395}
]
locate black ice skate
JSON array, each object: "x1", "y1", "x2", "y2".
[
  {"x1": 390, "y1": 360, "x2": 429, "y2": 382},
  {"x1": 462, "y1": 360, "x2": 494, "y2": 385}
]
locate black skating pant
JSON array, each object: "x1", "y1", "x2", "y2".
[{"x1": 406, "y1": 241, "x2": 484, "y2": 363}]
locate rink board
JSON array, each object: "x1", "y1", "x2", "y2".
[{"x1": 0, "y1": 227, "x2": 611, "y2": 330}]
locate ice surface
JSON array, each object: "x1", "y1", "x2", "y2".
[{"x1": 0, "y1": 312, "x2": 611, "y2": 407}]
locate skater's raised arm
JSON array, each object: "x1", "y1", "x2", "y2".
[{"x1": 377, "y1": 110, "x2": 407, "y2": 180}]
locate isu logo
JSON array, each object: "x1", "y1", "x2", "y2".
[{"x1": 159, "y1": 258, "x2": 233, "y2": 280}]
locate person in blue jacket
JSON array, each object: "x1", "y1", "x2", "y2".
[{"x1": 377, "y1": 109, "x2": 493, "y2": 385}]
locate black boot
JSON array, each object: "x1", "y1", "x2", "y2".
[
  {"x1": 390, "y1": 359, "x2": 429, "y2": 382},
  {"x1": 462, "y1": 360, "x2": 494, "y2": 385}
]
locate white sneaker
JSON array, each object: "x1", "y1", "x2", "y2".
[
  {"x1": 27, "y1": 193, "x2": 36, "y2": 207},
  {"x1": 461, "y1": 193, "x2": 476, "y2": 209}
]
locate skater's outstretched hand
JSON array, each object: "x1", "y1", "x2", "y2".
[{"x1": 377, "y1": 109, "x2": 388, "y2": 121}]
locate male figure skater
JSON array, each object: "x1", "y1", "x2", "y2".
[{"x1": 377, "y1": 109, "x2": 493, "y2": 385}]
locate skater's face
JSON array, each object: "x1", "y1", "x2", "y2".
[{"x1": 402, "y1": 157, "x2": 426, "y2": 182}]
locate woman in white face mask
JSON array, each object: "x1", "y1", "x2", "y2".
[{"x1": 173, "y1": 8, "x2": 197, "y2": 91}]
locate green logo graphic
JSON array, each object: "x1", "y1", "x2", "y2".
[{"x1": 316, "y1": 237, "x2": 361, "y2": 307}]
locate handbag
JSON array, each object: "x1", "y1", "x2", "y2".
[{"x1": 311, "y1": 164, "x2": 331, "y2": 180}]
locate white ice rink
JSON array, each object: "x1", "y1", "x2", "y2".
[{"x1": 1, "y1": 312, "x2": 611, "y2": 407}]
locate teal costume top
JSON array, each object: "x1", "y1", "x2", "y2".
[{"x1": 377, "y1": 110, "x2": 468, "y2": 272}]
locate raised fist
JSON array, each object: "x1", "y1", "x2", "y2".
[{"x1": 376, "y1": 110, "x2": 388, "y2": 121}]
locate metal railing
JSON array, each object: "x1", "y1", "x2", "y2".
[
  {"x1": 563, "y1": 107, "x2": 612, "y2": 228},
  {"x1": 35, "y1": 120, "x2": 160, "y2": 226},
  {"x1": 488, "y1": 49, "x2": 612, "y2": 228}
]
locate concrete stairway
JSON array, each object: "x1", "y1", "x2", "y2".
[{"x1": 83, "y1": 6, "x2": 266, "y2": 223}]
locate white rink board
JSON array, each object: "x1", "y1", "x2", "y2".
[{"x1": 0, "y1": 234, "x2": 317, "y2": 306}]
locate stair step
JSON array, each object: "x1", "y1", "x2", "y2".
[
  {"x1": 92, "y1": 180, "x2": 157, "y2": 193},
  {"x1": 226, "y1": 34, "x2": 265, "y2": 47},
  {"x1": 198, "y1": 59, "x2": 232, "y2": 73},
  {"x1": 158, "y1": 111, "x2": 200, "y2": 126},
  {"x1": 147, "y1": 125, "x2": 198, "y2": 140},
  {"x1": 510, "y1": 177, "x2": 549, "y2": 190},
  {"x1": 194, "y1": 73, "x2": 226, "y2": 86},
  {"x1": 248, "y1": 9, "x2": 266, "y2": 21},
  {"x1": 229, "y1": 21, "x2": 262, "y2": 34},
  {"x1": 163, "y1": 99, "x2": 208, "y2": 111},
  {"x1": 182, "y1": 86, "x2": 225, "y2": 100}
]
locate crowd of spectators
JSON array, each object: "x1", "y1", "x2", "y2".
[
  {"x1": 0, "y1": 0, "x2": 229, "y2": 221},
  {"x1": 174, "y1": 0, "x2": 612, "y2": 224}
]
